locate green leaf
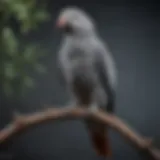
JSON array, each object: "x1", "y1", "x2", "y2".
[
  {"x1": 23, "y1": 45, "x2": 38, "y2": 63},
  {"x1": 22, "y1": 0, "x2": 36, "y2": 9},
  {"x1": 23, "y1": 76, "x2": 35, "y2": 88},
  {"x1": 0, "y1": 0, "x2": 49, "y2": 97},
  {"x1": 2, "y1": 27, "x2": 18, "y2": 56},
  {"x1": 34, "y1": 10, "x2": 49, "y2": 22},
  {"x1": 20, "y1": 19, "x2": 33, "y2": 33},
  {"x1": 4, "y1": 62, "x2": 17, "y2": 80},
  {"x1": 11, "y1": 3, "x2": 29, "y2": 20}
]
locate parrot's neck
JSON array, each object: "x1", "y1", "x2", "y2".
[{"x1": 64, "y1": 29, "x2": 97, "y2": 40}]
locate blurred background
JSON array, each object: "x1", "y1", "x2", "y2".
[{"x1": 0, "y1": 0, "x2": 160, "y2": 160}]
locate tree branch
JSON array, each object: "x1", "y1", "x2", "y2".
[{"x1": 0, "y1": 107, "x2": 159, "y2": 160}]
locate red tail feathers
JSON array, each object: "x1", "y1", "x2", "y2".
[{"x1": 88, "y1": 128, "x2": 112, "y2": 157}]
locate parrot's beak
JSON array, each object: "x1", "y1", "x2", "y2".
[
  {"x1": 56, "y1": 18, "x2": 67, "y2": 28},
  {"x1": 56, "y1": 17, "x2": 73, "y2": 33}
]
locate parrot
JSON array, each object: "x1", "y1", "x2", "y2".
[{"x1": 55, "y1": 6, "x2": 117, "y2": 157}]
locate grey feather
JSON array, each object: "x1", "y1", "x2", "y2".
[{"x1": 56, "y1": 7, "x2": 117, "y2": 112}]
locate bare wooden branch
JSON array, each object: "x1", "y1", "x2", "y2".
[{"x1": 0, "y1": 107, "x2": 159, "y2": 160}]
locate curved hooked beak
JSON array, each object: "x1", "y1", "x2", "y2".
[
  {"x1": 56, "y1": 17, "x2": 73, "y2": 33},
  {"x1": 56, "y1": 17, "x2": 67, "y2": 28}
]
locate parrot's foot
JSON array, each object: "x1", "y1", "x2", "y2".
[{"x1": 88, "y1": 104, "x2": 99, "y2": 113}]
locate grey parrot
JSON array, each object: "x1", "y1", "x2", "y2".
[{"x1": 55, "y1": 6, "x2": 117, "y2": 157}]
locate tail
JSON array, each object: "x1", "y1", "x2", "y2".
[{"x1": 87, "y1": 123, "x2": 112, "y2": 157}]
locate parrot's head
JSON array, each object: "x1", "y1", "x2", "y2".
[{"x1": 56, "y1": 6, "x2": 95, "y2": 36}]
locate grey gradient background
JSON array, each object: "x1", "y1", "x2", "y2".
[{"x1": 0, "y1": 0, "x2": 160, "y2": 160}]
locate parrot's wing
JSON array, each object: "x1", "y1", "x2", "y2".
[
  {"x1": 94, "y1": 45, "x2": 117, "y2": 89},
  {"x1": 56, "y1": 40, "x2": 69, "y2": 87},
  {"x1": 94, "y1": 44, "x2": 117, "y2": 112}
]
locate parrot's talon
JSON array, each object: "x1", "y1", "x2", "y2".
[{"x1": 87, "y1": 104, "x2": 99, "y2": 113}]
